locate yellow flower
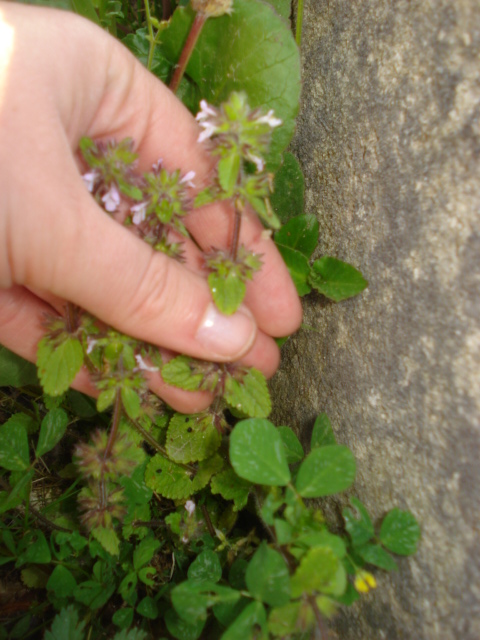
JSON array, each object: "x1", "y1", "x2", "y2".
[{"x1": 354, "y1": 570, "x2": 377, "y2": 594}]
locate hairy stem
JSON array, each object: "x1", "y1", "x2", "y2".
[
  {"x1": 104, "y1": 388, "x2": 122, "y2": 461},
  {"x1": 130, "y1": 417, "x2": 197, "y2": 473},
  {"x1": 144, "y1": 0, "x2": 156, "y2": 70},
  {"x1": 169, "y1": 12, "x2": 207, "y2": 93},
  {"x1": 231, "y1": 202, "x2": 242, "y2": 261}
]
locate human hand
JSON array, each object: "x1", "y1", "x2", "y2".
[{"x1": 0, "y1": 2, "x2": 302, "y2": 412}]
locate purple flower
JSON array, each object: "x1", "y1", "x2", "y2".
[{"x1": 101, "y1": 184, "x2": 121, "y2": 213}]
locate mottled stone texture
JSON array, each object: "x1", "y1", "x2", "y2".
[{"x1": 270, "y1": 1, "x2": 480, "y2": 638}]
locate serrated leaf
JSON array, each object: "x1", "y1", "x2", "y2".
[
  {"x1": 276, "y1": 244, "x2": 311, "y2": 296},
  {"x1": 221, "y1": 601, "x2": 267, "y2": 640},
  {"x1": 210, "y1": 468, "x2": 252, "y2": 511},
  {"x1": 91, "y1": 527, "x2": 120, "y2": 556},
  {"x1": 230, "y1": 419, "x2": 290, "y2": 486},
  {"x1": 166, "y1": 412, "x2": 221, "y2": 463},
  {"x1": 161, "y1": 0, "x2": 301, "y2": 169},
  {"x1": 133, "y1": 536, "x2": 161, "y2": 572},
  {"x1": 358, "y1": 544, "x2": 398, "y2": 571},
  {"x1": 309, "y1": 256, "x2": 368, "y2": 301},
  {"x1": 343, "y1": 497, "x2": 374, "y2": 547},
  {"x1": 164, "y1": 608, "x2": 205, "y2": 640},
  {"x1": 172, "y1": 580, "x2": 240, "y2": 623},
  {"x1": 47, "y1": 565, "x2": 77, "y2": 598},
  {"x1": 112, "y1": 628, "x2": 148, "y2": 640},
  {"x1": 208, "y1": 271, "x2": 246, "y2": 316},
  {"x1": 162, "y1": 356, "x2": 204, "y2": 391},
  {"x1": 290, "y1": 547, "x2": 339, "y2": 598},
  {"x1": 296, "y1": 445, "x2": 356, "y2": 498},
  {"x1": 275, "y1": 214, "x2": 319, "y2": 259},
  {"x1": 145, "y1": 454, "x2": 222, "y2": 500},
  {"x1": 224, "y1": 368, "x2": 271, "y2": 418},
  {"x1": 277, "y1": 426, "x2": 304, "y2": 464},
  {"x1": 270, "y1": 152, "x2": 304, "y2": 223},
  {"x1": 36, "y1": 408, "x2": 68, "y2": 457},
  {"x1": 380, "y1": 509, "x2": 421, "y2": 556},
  {"x1": 245, "y1": 542, "x2": 290, "y2": 606},
  {"x1": 0, "y1": 346, "x2": 38, "y2": 387},
  {"x1": 136, "y1": 596, "x2": 158, "y2": 620},
  {"x1": 311, "y1": 413, "x2": 336, "y2": 448},
  {"x1": 0, "y1": 415, "x2": 30, "y2": 470},
  {"x1": 37, "y1": 336, "x2": 83, "y2": 396},
  {"x1": 44, "y1": 606, "x2": 86, "y2": 640},
  {"x1": 218, "y1": 152, "x2": 241, "y2": 193},
  {"x1": 188, "y1": 549, "x2": 222, "y2": 583},
  {"x1": 121, "y1": 386, "x2": 140, "y2": 419}
]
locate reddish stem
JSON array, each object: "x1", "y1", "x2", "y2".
[
  {"x1": 169, "y1": 13, "x2": 207, "y2": 93},
  {"x1": 231, "y1": 203, "x2": 242, "y2": 262},
  {"x1": 104, "y1": 388, "x2": 122, "y2": 461}
]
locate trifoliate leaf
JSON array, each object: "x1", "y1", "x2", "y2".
[
  {"x1": 296, "y1": 445, "x2": 356, "y2": 498},
  {"x1": 145, "y1": 454, "x2": 222, "y2": 500},
  {"x1": 270, "y1": 152, "x2": 305, "y2": 223},
  {"x1": 166, "y1": 412, "x2": 221, "y2": 463},
  {"x1": 277, "y1": 426, "x2": 304, "y2": 464},
  {"x1": 188, "y1": 549, "x2": 222, "y2": 583},
  {"x1": 309, "y1": 256, "x2": 368, "y2": 301},
  {"x1": 172, "y1": 581, "x2": 241, "y2": 623},
  {"x1": 275, "y1": 214, "x2": 319, "y2": 259},
  {"x1": 245, "y1": 542, "x2": 291, "y2": 606},
  {"x1": 44, "y1": 606, "x2": 86, "y2": 640},
  {"x1": 276, "y1": 244, "x2": 311, "y2": 296},
  {"x1": 358, "y1": 544, "x2": 398, "y2": 571},
  {"x1": 221, "y1": 601, "x2": 267, "y2": 640},
  {"x1": 0, "y1": 415, "x2": 30, "y2": 470},
  {"x1": 37, "y1": 336, "x2": 83, "y2": 396},
  {"x1": 343, "y1": 497, "x2": 374, "y2": 547},
  {"x1": 161, "y1": 356, "x2": 205, "y2": 391},
  {"x1": 210, "y1": 468, "x2": 252, "y2": 511},
  {"x1": 91, "y1": 527, "x2": 120, "y2": 556},
  {"x1": 208, "y1": 271, "x2": 246, "y2": 316},
  {"x1": 230, "y1": 419, "x2": 291, "y2": 486},
  {"x1": 224, "y1": 368, "x2": 271, "y2": 418},
  {"x1": 311, "y1": 413, "x2": 336, "y2": 448},
  {"x1": 290, "y1": 547, "x2": 339, "y2": 598},
  {"x1": 36, "y1": 408, "x2": 68, "y2": 458},
  {"x1": 47, "y1": 565, "x2": 77, "y2": 599},
  {"x1": 0, "y1": 346, "x2": 38, "y2": 387},
  {"x1": 380, "y1": 509, "x2": 421, "y2": 556}
]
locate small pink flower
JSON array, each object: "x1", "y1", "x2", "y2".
[
  {"x1": 257, "y1": 110, "x2": 282, "y2": 128},
  {"x1": 185, "y1": 500, "x2": 196, "y2": 515},
  {"x1": 82, "y1": 170, "x2": 99, "y2": 193},
  {"x1": 180, "y1": 170, "x2": 196, "y2": 188},
  {"x1": 247, "y1": 153, "x2": 265, "y2": 172},
  {"x1": 101, "y1": 184, "x2": 121, "y2": 212},
  {"x1": 198, "y1": 122, "x2": 218, "y2": 143},
  {"x1": 134, "y1": 354, "x2": 158, "y2": 372},
  {"x1": 196, "y1": 99, "x2": 217, "y2": 121},
  {"x1": 131, "y1": 202, "x2": 148, "y2": 225}
]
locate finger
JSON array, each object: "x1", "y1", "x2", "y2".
[{"x1": 0, "y1": 285, "x2": 213, "y2": 413}]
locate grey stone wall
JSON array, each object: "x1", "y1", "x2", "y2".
[{"x1": 270, "y1": 1, "x2": 480, "y2": 638}]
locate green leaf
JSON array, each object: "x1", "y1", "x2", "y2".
[
  {"x1": 343, "y1": 497, "x2": 374, "y2": 547},
  {"x1": 266, "y1": 0, "x2": 291, "y2": 20},
  {"x1": 112, "y1": 608, "x2": 134, "y2": 630},
  {"x1": 45, "y1": 606, "x2": 86, "y2": 640},
  {"x1": 245, "y1": 542, "x2": 290, "y2": 606},
  {"x1": 218, "y1": 152, "x2": 241, "y2": 193},
  {"x1": 145, "y1": 454, "x2": 223, "y2": 500},
  {"x1": 21, "y1": 566, "x2": 49, "y2": 589},
  {"x1": 91, "y1": 526, "x2": 120, "y2": 556},
  {"x1": 166, "y1": 412, "x2": 221, "y2": 463},
  {"x1": 96, "y1": 387, "x2": 116, "y2": 412},
  {"x1": 0, "y1": 414, "x2": 29, "y2": 471},
  {"x1": 0, "y1": 346, "x2": 38, "y2": 387},
  {"x1": 270, "y1": 153, "x2": 304, "y2": 222},
  {"x1": 112, "y1": 629, "x2": 148, "y2": 640},
  {"x1": 172, "y1": 581, "x2": 240, "y2": 623},
  {"x1": 37, "y1": 336, "x2": 84, "y2": 396},
  {"x1": 133, "y1": 536, "x2": 161, "y2": 572},
  {"x1": 120, "y1": 461, "x2": 152, "y2": 506},
  {"x1": 123, "y1": 28, "x2": 171, "y2": 81},
  {"x1": 210, "y1": 468, "x2": 252, "y2": 511},
  {"x1": 162, "y1": 356, "x2": 204, "y2": 391},
  {"x1": 121, "y1": 386, "x2": 140, "y2": 420},
  {"x1": 224, "y1": 368, "x2": 271, "y2": 418},
  {"x1": 311, "y1": 413, "x2": 336, "y2": 448},
  {"x1": 358, "y1": 544, "x2": 398, "y2": 571},
  {"x1": 268, "y1": 601, "x2": 313, "y2": 637},
  {"x1": 380, "y1": 509, "x2": 421, "y2": 556},
  {"x1": 47, "y1": 565, "x2": 77, "y2": 599},
  {"x1": 36, "y1": 408, "x2": 68, "y2": 457},
  {"x1": 161, "y1": 0, "x2": 300, "y2": 169},
  {"x1": 0, "y1": 470, "x2": 33, "y2": 514},
  {"x1": 276, "y1": 244, "x2": 311, "y2": 296},
  {"x1": 136, "y1": 596, "x2": 158, "y2": 620},
  {"x1": 74, "y1": 580, "x2": 115, "y2": 610},
  {"x1": 188, "y1": 549, "x2": 222, "y2": 583},
  {"x1": 164, "y1": 609, "x2": 205, "y2": 640},
  {"x1": 290, "y1": 547, "x2": 339, "y2": 598},
  {"x1": 296, "y1": 445, "x2": 356, "y2": 498},
  {"x1": 16, "y1": 530, "x2": 51, "y2": 567},
  {"x1": 275, "y1": 214, "x2": 318, "y2": 259},
  {"x1": 277, "y1": 426, "x2": 304, "y2": 464},
  {"x1": 71, "y1": 0, "x2": 101, "y2": 25},
  {"x1": 208, "y1": 271, "x2": 246, "y2": 316},
  {"x1": 309, "y1": 256, "x2": 368, "y2": 301},
  {"x1": 221, "y1": 601, "x2": 267, "y2": 640},
  {"x1": 230, "y1": 419, "x2": 291, "y2": 486},
  {"x1": 294, "y1": 530, "x2": 346, "y2": 559}
]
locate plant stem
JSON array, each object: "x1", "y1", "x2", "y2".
[
  {"x1": 169, "y1": 12, "x2": 207, "y2": 93},
  {"x1": 65, "y1": 302, "x2": 77, "y2": 334},
  {"x1": 144, "y1": 0, "x2": 156, "y2": 71},
  {"x1": 296, "y1": 0, "x2": 304, "y2": 47},
  {"x1": 201, "y1": 504, "x2": 216, "y2": 537},
  {"x1": 308, "y1": 595, "x2": 330, "y2": 640},
  {"x1": 231, "y1": 201, "x2": 242, "y2": 261},
  {"x1": 104, "y1": 388, "x2": 122, "y2": 461}
]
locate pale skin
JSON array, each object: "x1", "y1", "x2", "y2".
[{"x1": 0, "y1": 2, "x2": 302, "y2": 412}]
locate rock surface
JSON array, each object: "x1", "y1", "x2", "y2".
[{"x1": 270, "y1": 1, "x2": 480, "y2": 638}]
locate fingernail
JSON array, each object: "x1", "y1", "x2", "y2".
[{"x1": 196, "y1": 303, "x2": 257, "y2": 359}]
